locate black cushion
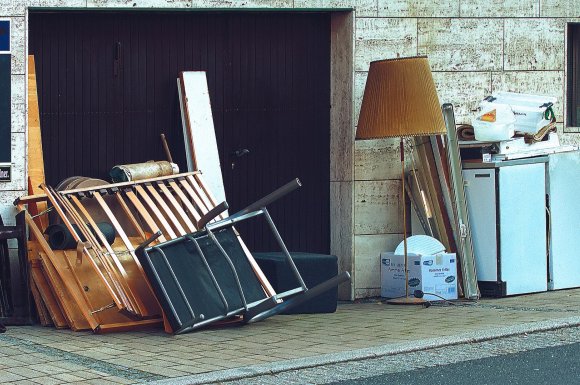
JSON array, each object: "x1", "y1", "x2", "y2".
[{"x1": 253, "y1": 252, "x2": 338, "y2": 314}]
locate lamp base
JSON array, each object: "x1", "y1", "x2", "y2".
[{"x1": 386, "y1": 297, "x2": 426, "y2": 305}]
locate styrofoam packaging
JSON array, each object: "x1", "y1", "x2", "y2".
[
  {"x1": 472, "y1": 104, "x2": 516, "y2": 141},
  {"x1": 480, "y1": 92, "x2": 557, "y2": 134},
  {"x1": 381, "y1": 252, "x2": 458, "y2": 301}
]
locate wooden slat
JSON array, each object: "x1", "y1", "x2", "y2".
[
  {"x1": 186, "y1": 175, "x2": 215, "y2": 216},
  {"x1": 53, "y1": 188, "x2": 132, "y2": 313},
  {"x1": 135, "y1": 185, "x2": 177, "y2": 239},
  {"x1": 71, "y1": 193, "x2": 144, "y2": 316},
  {"x1": 124, "y1": 190, "x2": 167, "y2": 243},
  {"x1": 89, "y1": 193, "x2": 161, "y2": 317},
  {"x1": 157, "y1": 182, "x2": 197, "y2": 233},
  {"x1": 179, "y1": 177, "x2": 211, "y2": 218},
  {"x1": 115, "y1": 192, "x2": 147, "y2": 242},
  {"x1": 40, "y1": 184, "x2": 128, "y2": 312},
  {"x1": 167, "y1": 180, "x2": 202, "y2": 225},
  {"x1": 145, "y1": 184, "x2": 187, "y2": 236}
]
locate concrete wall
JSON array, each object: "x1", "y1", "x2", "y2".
[{"x1": 1, "y1": 0, "x2": 579, "y2": 299}]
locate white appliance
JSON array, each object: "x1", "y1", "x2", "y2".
[
  {"x1": 547, "y1": 151, "x2": 580, "y2": 290},
  {"x1": 463, "y1": 159, "x2": 548, "y2": 296}
]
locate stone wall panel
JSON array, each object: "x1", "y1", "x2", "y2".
[
  {"x1": 418, "y1": 18, "x2": 503, "y2": 71},
  {"x1": 433, "y1": 71, "x2": 492, "y2": 125},
  {"x1": 504, "y1": 19, "x2": 566, "y2": 71},
  {"x1": 460, "y1": 0, "x2": 539, "y2": 17},
  {"x1": 87, "y1": 0, "x2": 191, "y2": 7},
  {"x1": 540, "y1": 0, "x2": 580, "y2": 17},
  {"x1": 355, "y1": 17, "x2": 417, "y2": 72},
  {"x1": 294, "y1": 0, "x2": 377, "y2": 17},
  {"x1": 378, "y1": 0, "x2": 459, "y2": 17},
  {"x1": 354, "y1": 180, "x2": 402, "y2": 235}
]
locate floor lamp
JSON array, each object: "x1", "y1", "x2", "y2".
[{"x1": 356, "y1": 56, "x2": 446, "y2": 305}]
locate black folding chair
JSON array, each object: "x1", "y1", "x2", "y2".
[{"x1": 136, "y1": 179, "x2": 350, "y2": 334}]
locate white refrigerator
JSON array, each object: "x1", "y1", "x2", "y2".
[{"x1": 463, "y1": 159, "x2": 548, "y2": 296}]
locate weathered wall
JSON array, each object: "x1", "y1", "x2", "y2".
[{"x1": 1, "y1": 0, "x2": 579, "y2": 299}]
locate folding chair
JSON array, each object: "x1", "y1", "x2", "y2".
[{"x1": 136, "y1": 179, "x2": 350, "y2": 334}]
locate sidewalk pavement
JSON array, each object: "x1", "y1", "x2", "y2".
[{"x1": 1, "y1": 288, "x2": 580, "y2": 385}]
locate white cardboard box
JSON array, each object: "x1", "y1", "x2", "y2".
[{"x1": 380, "y1": 252, "x2": 458, "y2": 301}]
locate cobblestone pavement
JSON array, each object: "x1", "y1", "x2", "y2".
[
  {"x1": 1, "y1": 288, "x2": 580, "y2": 385},
  {"x1": 218, "y1": 326, "x2": 580, "y2": 385}
]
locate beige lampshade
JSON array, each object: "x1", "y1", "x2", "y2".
[{"x1": 356, "y1": 56, "x2": 446, "y2": 139}]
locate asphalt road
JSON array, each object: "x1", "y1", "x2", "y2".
[{"x1": 328, "y1": 342, "x2": 580, "y2": 385}]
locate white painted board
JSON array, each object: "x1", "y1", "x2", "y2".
[{"x1": 178, "y1": 71, "x2": 227, "y2": 207}]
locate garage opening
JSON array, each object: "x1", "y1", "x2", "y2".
[{"x1": 29, "y1": 11, "x2": 331, "y2": 253}]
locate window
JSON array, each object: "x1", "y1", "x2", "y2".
[{"x1": 568, "y1": 23, "x2": 580, "y2": 128}]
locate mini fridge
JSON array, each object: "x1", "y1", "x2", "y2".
[{"x1": 463, "y1": 159, "x2": 548, "y2": 297}]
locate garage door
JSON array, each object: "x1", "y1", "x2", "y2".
[{"x1": 29, "y1": 11, "x2": 330, "y2": 253}]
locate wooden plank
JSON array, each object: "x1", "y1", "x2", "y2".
[
  {"x1": 124, "y1": 190, "x2": 167, "y2": 243},
  {"x1": 145, "y1": 184, "x2": 187, "y2": 236},
  {"x1": 95, "y1": 317, "x2": 163, "y2": 334},
  {"x1": 30, "y1": 259, "x2": 68, "y2": 328},
  {"x1": 135, "y1": 185, "x2": 177, "y2": 239},
  {"x1": 158, "y1": 182, "x2": 197, "y2": 233},
  {"x1": 71, "y1": 193, "x2": 144, "y2": 316},
  {"x1": 30, "y1": 274, "x2": 53, "y2": 327},
  {"x1": 27, "y1": 56, "x2": 49, "y2": 231},
  {"x1": 59, "y1": 248, "x2": 156, "y2": 329},
  {"x1": 88, "y1": 193, "x2": 161, "y2": 317},
  {"x1": 178, "y1": 71, "x2": 227, "y2": 205},
  {"x1": 37, "y1": 250, "x2": 92, "y2": 331}
]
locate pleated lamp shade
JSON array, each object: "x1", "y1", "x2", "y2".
[{"x1": 356, "y1": 56, "x2": 446, "y2": 139}]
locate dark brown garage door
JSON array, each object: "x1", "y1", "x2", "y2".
[{"x1": 29, "y1": 11, "x2": 330, "y2": 253}]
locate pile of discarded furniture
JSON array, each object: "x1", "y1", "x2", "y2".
[{"x1": 14, "y1": 173, "x2": 348, "y2": 334}]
